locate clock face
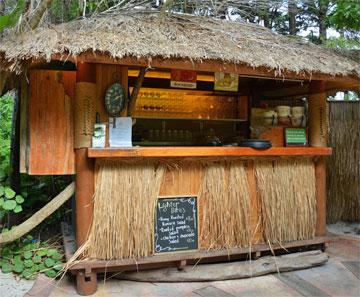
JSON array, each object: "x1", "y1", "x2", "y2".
[{"x1": 104, "y1": 83, "x2": 126, "y2": 117}]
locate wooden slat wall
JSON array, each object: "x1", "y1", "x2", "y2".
[
  {"x1": 95, "y1": 63, "x2": 128, "y2": 122},
  {"x1": 28, "y1": 70, "x2": 76, "y2": 174}
]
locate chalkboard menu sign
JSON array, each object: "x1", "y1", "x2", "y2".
[{"x1": 155, "y1": 196, "x2": 198, "y2": 253}]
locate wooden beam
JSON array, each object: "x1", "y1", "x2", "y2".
[
  {"x1": 315, "y1": 158, "x2": 327, "y2": 236},
  {"x1": 49, "y1": 53, "x2": 359, "y2": 86}
]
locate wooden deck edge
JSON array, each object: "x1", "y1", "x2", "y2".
[{"x1": 62, "y1": 222, "x2": 328, "y2": 273}]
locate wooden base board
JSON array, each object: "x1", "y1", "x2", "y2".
[{"x1": 61, "y1": 222, "x2": 327, "y2": 274}]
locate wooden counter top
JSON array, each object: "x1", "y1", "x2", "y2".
[{"x1": 88, "y1": 147, "x2": 332, "y2": 158}]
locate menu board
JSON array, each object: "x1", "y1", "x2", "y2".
[
  {"x1": 154, "y1": 196, "x2": 198, "y2": 253},
  {"x1": 285, "y1": 128, "x2": 308, "y2": 146}
]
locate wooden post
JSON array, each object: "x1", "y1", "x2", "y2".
[
  {"x1": 308, "y1": 81, "x2": 327, "y2": 147},
  {"x1": 75, "y1": 63, "x2": 96, "y2": 246},
  {"x1": 308, "y1": 81, "x2": 327, "y2": 236},
  {"x1": 75, "y1": 149, "x2": 94, "y2": 246},
  {"x1": 75, "y1": 62, "x2": 97, "y2": 295},
  {"x1": 75, "y1": 62, "x2": 96, "y2": 246},
  {"x1": 315, "y1": 157, "x2": 326, "y2": 236}
]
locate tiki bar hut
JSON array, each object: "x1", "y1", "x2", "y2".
[{"x1": 0, "y1": 12, "x2": 359, "y2": 295}]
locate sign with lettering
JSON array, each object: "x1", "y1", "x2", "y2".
[
  {"x1": 154, "y1": 196, "x2": 198, "y2": 253},
  {"x1": 170, "y1": 70, "x2": 197, "y2": 89},
  {"x1": 285, "y1": 128, "x2": 308, "y2": 146}
]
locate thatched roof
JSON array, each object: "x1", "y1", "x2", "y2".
[{"x1": 0, "y1": 12, "x2": 359, "y2": 78}]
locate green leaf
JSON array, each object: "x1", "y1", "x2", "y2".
[
  {"x1": 13, "y1": 262, "x2": 24, "y2": 273},
  {"x1": 37, "y1": 249, "x2": 48, "y2": 257},
  {"x1": 0, "y1": 197, "x2": 4, "y2": 207},
  {"x1": 1, "y1": 262, "x2": 13, "y2": 273},
  {"x1": 38, "y1": 263, "x2": 46, "y2": 271},
  {"x1": 13, "y1": 205, "x2": 23, "y2": 213},
  {"x1": 44, "y1": 269, "x2": 57, "y2": 278},
  {"x1": 0, "y1": 186, "x2": 4, "y2": 196},
  {"x1": 53, "y1": 262, "x2": 63, "y2": 271},
  {"x1": 22, "y1": 268, "x2": 33, "y2": 279},
  {"x1": 46, "y1": 249, "x2": 58, "y2": 257},
  {"x1": 24, "y1": 259, "x2": 34, "y2": 268},
  {"x1": 33, "y1": 255, "x2": 42, "y2": 264},
  {"x1": 31, "y1": 264, "x2": 39, "y2": 273},
  {"x1": 0, "y1": 0, "x2": 26, "y2": 33},
  {"x1": 44, "y1": 258, "x2": 55, "y2": 268},
  {"x1": 13, "y1": 255, "x2": 22, "y2": 263},
  {"x1": 26, "y1": 235, "x2": 33, "y2": 241},
  {"x1": 15, "y1": 195, "x2": 24, "y2": 204},
  {"x1": 0, "y1": 171, "x2": 6, "y2": 182},
  {"x1": 3, "y1": 199, "x2": 16, "y2": 210},
  {"x1": 23, "y1": 251, "x2": 33, "y2": 259},
  {"x1": 4, "y1": 187, "x2": 16, "y2": 199},
  {"x1": 51, "y1": 252, "x2": 62, "y2": 261}
]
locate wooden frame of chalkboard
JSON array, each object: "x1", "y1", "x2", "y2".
[{"x1": 154, "y1": 195, "x2": 199, "y2": 254}]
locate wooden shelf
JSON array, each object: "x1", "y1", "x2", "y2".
[
  {"x1": 134, "y1": 116, "x2": 247, "y2": 122},
  {"x1": 88, "y1": 147, "x2": 332, "y2": 158}
]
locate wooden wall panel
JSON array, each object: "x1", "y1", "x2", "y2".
[
  {"x1": 28, "y1": 70, "x2": 76, "y2": 174},
  {"x1": 95, "y1": 64, "x2": 128, "y2": 122}
]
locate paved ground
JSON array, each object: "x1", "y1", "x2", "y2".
[
  {"x1": 47, "y1": 234, "x2": 359, "y2": 297},
  {"x1": 1, "y1": 232, "x2": 359, "y2": 297}
]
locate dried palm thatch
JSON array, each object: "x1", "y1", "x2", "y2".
[
  {"x1": 200, "y1": 160, "x2": 250, "y2": 249},
  {"x1": 254, "y1": 159, "x2": 316, "y2": 243},
  {"x1": 85, "y1": 160, "x2": 165, "y2": 260},
  {"x1": 327, "y1": 101, "x2": 360, "y2": 223},
  {"x1": 0, "y1": 12, "x2": 359, "y2": 78}
]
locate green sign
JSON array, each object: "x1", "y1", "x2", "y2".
[{"x1": 285, "y1": 128, "x2": 307, "y2": 146}]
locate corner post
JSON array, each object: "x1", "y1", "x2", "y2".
[{"x1": 308, "y1": 81, "x2": 327, "y2": 236}]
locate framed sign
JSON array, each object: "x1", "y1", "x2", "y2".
[
  {"x1": 170, "y1": 70, "x2": 197, "y2": 89},
  {"x1": 154, "y1": 196, "x2": 198, "y2": 253},
  {"x1": 214, "y1": 72, "x2": 238, "y2": 92},
  {"x1": 285, "y1": 128, "x2": 308, "y2": 146}
]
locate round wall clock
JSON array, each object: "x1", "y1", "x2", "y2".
[{"x1": 104, "y1": 83, "x2": 126, "y2": 117}]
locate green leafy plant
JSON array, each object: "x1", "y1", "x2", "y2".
[
  {"x1": 0, "y1": 184, "x2": 26, "y2": 222},
  {"x1": 0, "y1": 0, "x2": 26, "y2": 33},
  {"x1": 0, "y1": 94, "x2": 14, "y2": 176},
  {"x1": 0, "y1": 235, "x2": 65, "y2": 279}
]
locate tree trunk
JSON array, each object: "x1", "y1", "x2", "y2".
[
  {"x1": 0, "y1": 182, "x2": 75, "y2": 244},
  {"x1": 318, "y1": 0, "x2": 329, "y2": 43},
  {"x1": 10, "y1": 89, "x2": 20, "y2": 193},
  {"x1": 288, "y1": 0, "x2": 297, "y2": 35},
  {"x1": 0, "y1": 0, "x2": 5, "y2": 16}
]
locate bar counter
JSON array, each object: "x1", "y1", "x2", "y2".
[{"x1": 88, "y1": 146, "x2": 332, "y2": 158}]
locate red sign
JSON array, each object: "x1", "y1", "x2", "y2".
[{"x1": 170, "y1": 70, "x2": 197, "y2": 89}]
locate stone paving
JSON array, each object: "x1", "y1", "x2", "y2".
[
  {"x1": 47, "y1": 235, "x2": 359, "y2": 297},
  {"x1": 1, "y1": 233, "x2": 358, "y2": 297}
]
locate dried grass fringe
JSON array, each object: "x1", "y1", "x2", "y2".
[
  {"x1": 85, "y1": 160, "x2": 165, "y2": 260},
  {"x1": 327, "y1": 102, "x2": 360, "y2": 223},
  {"x1": 254, "y1": 159, "x2": 316, "y2": 243},
  {"x1": 200, "y1": 161, "x2": 250, "y2": 249}
]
